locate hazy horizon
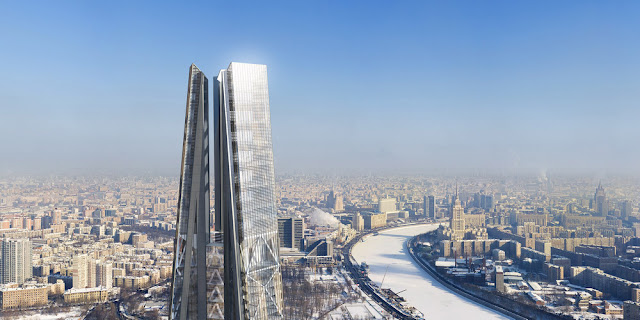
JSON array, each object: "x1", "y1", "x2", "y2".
[{"x1": 2, "y1": 1, "x2": 639, "y2": 176}]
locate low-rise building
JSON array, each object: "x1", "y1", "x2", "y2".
[
  {"x1": 0, "y1": 284, "x2": 48, "y2": 309},
  {"x1": 63, "y1": 286, "x2": 117, "y2": 304}
]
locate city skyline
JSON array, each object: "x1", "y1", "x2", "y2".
[{"x1": 2, "y1": 1, "x2": 640, "y2": 175}]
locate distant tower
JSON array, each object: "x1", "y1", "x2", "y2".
[
  {"x1": 428, "y1": 195, "x2": 435, "y2": 219},
  {"x1": 594, "y1": 182, "x2": 608, "y2": 216},
  {"x1": 1, "y1": 238, "x2": 32, "y2": 284},
  {"x1": 621, "y1": 200, "x2": 633, "y2": 220},
  {"x1": 327, "y1": 191, "x2": 335, "y2": 208},
  {"x1": 333, "y1": 194, "x2": 344, "y2": 212},
  {"x1": 450, "y1": 187, "x2": 465, "y2": 239},
  {"x1": 423, "y1": 196, "x2": 428, "y2": 216}
]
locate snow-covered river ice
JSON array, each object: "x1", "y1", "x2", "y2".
[{"x1": 351, "y1": 223, "x2": 511, "y2": 319}]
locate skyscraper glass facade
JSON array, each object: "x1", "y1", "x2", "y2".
[
  {"x1": 215, "y1": 62, "x2": 284, "y2": 320},
  {"x1": 170, "y1": 64, "x2": 211, "y2": 320}
]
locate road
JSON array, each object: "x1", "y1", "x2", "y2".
[{"x1": 351, "y1": 224, "x2": 511, "y2": 320}]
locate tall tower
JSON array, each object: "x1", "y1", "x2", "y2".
[
  {"x1": 423, "y1": 196, "x2": 428, "y2": 217},
  {"x1": 215, "y1": 62, "x2": 284, "y2": 319},
  {"x1": 594, "y1": 182, "x2": 608, "y2": 216},
  {"x1": 428, "y1": 195, "x2": 435, "y2": 219},
  {"x1": 170, "y1": 64, "x2": 211, "y2": 320},
  {"x1": 450, "y1": 187, "x2": 465, "y2": 239}
]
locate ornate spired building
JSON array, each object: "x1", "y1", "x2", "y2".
[
  {"x1": 214, "y1": 62, "x2": 284, "y2": 320},
  {"x1": 450, "y1": 196, "x2": 465, "y2": 240},
  {"x1": 594, "y1": 182, "x2": 608, "y2": 216}
]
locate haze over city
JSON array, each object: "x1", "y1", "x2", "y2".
[
  {"x1": 2, "y1": 1, "x2": 639, "y2": 175},
  {"x1": 4, "y1": 2, "x2": 640, "y2": 320}
]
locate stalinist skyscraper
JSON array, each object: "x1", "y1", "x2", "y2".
[{"x1": 170, "y1": 62, "x2": 283, "y2": 320}]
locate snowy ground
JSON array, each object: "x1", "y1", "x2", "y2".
[
  {"x1": 1, "y1": 307, "x2": 86, "y2": 320},
  {"x1": 351, "y1": 224, "x2": 511, "y2": 320}
]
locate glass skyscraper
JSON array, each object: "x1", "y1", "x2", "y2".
[
  {"x1": 170, "y1": 62, "x2": 283, "y2": 320},
  {"x1": 170, "y1": 64, "x2": 212, "y2": 320},
  {"x1": 215, "y1": 62, "x2": 284, "y2": 320}
]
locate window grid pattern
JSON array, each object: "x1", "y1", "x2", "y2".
[{"x1": 226, "y1": 62, "x2": 283, "y2": 319}]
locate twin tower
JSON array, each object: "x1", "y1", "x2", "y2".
[{"x1": 170, "y1": 63, "x2": 284, "y2": 320}]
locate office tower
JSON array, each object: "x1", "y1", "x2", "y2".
[
  {"x1": 484, "y1": 195, "x2": 494, "y2": 211},
  {"x1": 594, "y1": 182, "x2": 608, "y2": 216},
  {"x1": 0, "y1": 238, "x2": 32, "y2": 284},
  {"x1": 474, "y1": 193, "x2": 481, "y2": 208},
  {"x1": 378, "y1": 197, "x2": 397, "y2": 213},
  {"x1": 278, "y1": 217, "x2": 304, "y2": 250},
  {"x1": 215, "y1": 62, "x2": 284, "y2": 319},
  {"x1": 423, "y1": 196, "x2": 427, "y2": 216},
  {"x1": 169, "y1": 64, "x2": 212, "y2": 320},
  {"x1": 621, "y1": 200, "x2": 633, "y2": 220},
  {"x1": 427, "y1": 195, "x2": 435, "y2": 219}
]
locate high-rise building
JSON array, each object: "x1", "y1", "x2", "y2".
[
  {"x1": 278, "y1": 217, "x2": 304, "y2": 250},
  {"x1": 170, "y1": 62, "x2": 284, "y2": 320},
  {"x1": 0, "y1": 239, "x2": 32, "y2": 284},
  {"x1": 72, "y1": 254, "x2": 88, "y2": 288},
  {"x1": 426, "y1": 195, "x2": 435, "y2": 219},
  {"x1": 215, "y1": 62, "x2": 284, "y2": 319},
  {"x1": 450, "y1": 197, "x2": 465, "y2": 239},
  {"x1": 483, "y1": 194, "x2": 494, "y2": 211},
  {"x1": 594, "y1": 182, "x2": 608, "y2": 216},
  {"x1": 423, "y1": 196, "x2": 427, "y2": 216},
  {"x1": 621, "y1": 200, "x2": 633, "y2": 220},
  {"x1": 169, "y1": 64, "x2": 214, "y2": 320}
]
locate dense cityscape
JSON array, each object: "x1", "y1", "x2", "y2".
[
  {"x1": 2, "y1": 1, "x2": 640, "y2": 320},
  {"x1": 0, "y1": 173, "x2": 640, "y2": 319}
]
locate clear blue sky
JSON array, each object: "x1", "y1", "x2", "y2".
[{"x1": 1, "y1": 1, "x2": 639, "y2": 175}]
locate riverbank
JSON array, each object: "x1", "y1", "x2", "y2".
[
  {"x1": 407, "y1": 234, "x2": 572, "y2": 320},
  {"x1": 351, "y1": 224, "x2": 510, "y2": 320}
]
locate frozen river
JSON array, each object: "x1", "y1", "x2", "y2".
[{"x1": 351, "y1": 224, "x2": 511, "y2": 319}]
